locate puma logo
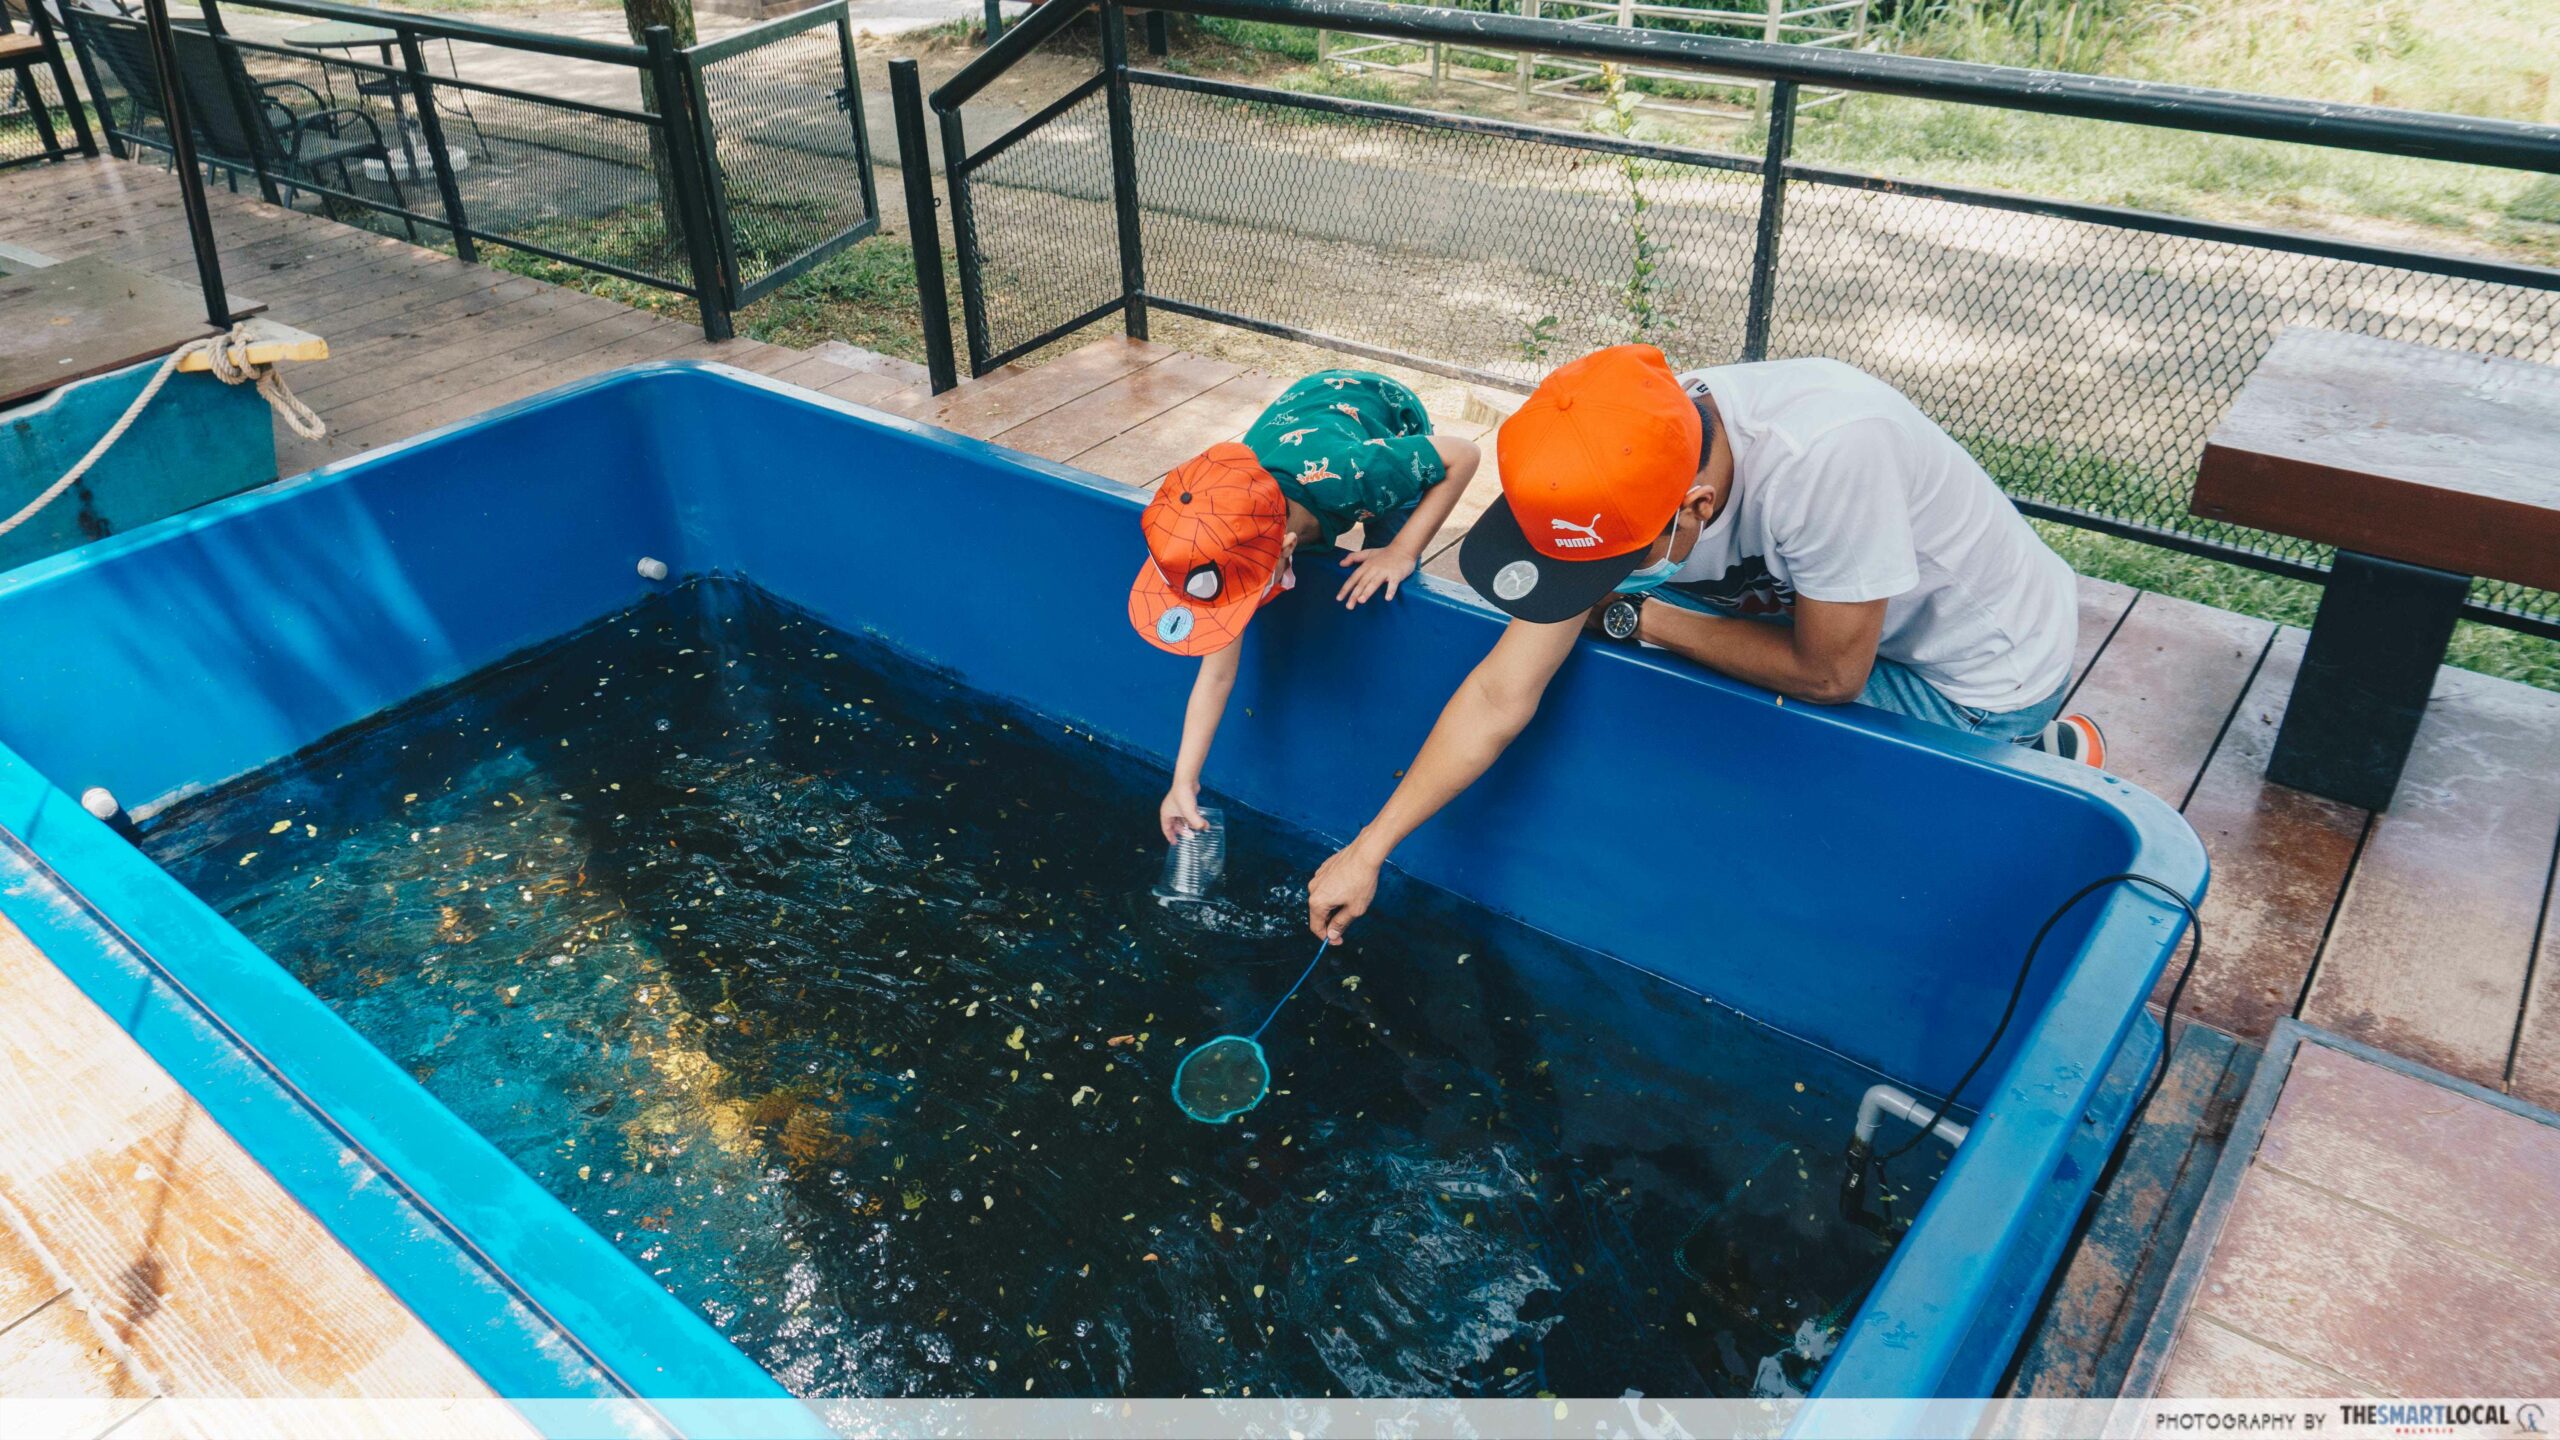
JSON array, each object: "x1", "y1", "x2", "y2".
[{"x1": 1549, "y1": 514, "x2": 1606, "y2": 549}]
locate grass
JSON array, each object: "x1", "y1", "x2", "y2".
[{"x1": 472, "y1": 189, "x2": 959, "y2": 363}]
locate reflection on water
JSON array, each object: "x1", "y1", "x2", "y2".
[{"x1": 146, "y1": 580, "x2": 1940, "y2": 1400}]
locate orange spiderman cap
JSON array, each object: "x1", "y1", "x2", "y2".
[{"x1": 1129, "y1": 443, "x2": 1291, "y2": 656}]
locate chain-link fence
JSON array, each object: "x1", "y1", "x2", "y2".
[
  {"x1": 49, "y1": 0, "x2": 877, "y2": 332},
  {"x1": 931, "y1": 0, "x2": 2560, "y2": 634}
]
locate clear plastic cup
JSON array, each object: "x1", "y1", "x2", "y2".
[{"x1": 1152, "y1": 806, "x2": 1226, "y2": 905}]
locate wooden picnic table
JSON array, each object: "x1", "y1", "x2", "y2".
[{"x1": 2193, "y1": 328, "x2": 2560, "y2": 810}]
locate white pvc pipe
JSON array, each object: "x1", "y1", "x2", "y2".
[{"x1": 1855, "y1": 1083, "x2": 1970, "y2": 1151}]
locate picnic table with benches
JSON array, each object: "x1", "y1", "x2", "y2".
[{"x1": 2193, "y1": 327, "x2": 2560, "y2": 811}]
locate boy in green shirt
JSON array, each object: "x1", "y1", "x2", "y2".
[{"x1": 1126, "y1": 370, "x2": 1482, "y2": 843}]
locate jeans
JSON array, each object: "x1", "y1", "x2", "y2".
[{"x1": 1856, "y1": 658, "x2": 2066, "y2": 745}]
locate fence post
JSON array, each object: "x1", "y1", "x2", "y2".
[
  {"x1": 396, "y1": 30, "x2": 473, "y2": 262},
  {"x1": 937, "y1": 103, "x2": 991, "y2": 373},
  {"x1": 684, "y1": 48, "x2": 743, "y2": 306},
  {"x1": 1516, "y1": 0, "x2": 1537, "y2": 108},
  {"x1": 982, "y1": 0, "x2": 1004, "y2": 45},
  {"x1": 1740, "y1": 78, "x2": 1796, "y2": 363},
  {"x1": 837, "y1": 12, "x2": 879, "y2": 225},
  {"x1": 1099, "y1": 0, "x2": 1148, "y2": 341},
  {"x1": 644, "y1": 24, "x2": 732, "y2": 341},
  {"x1": 889, "y1": 58, "x2": 957, "y2": 395},
  {"x1": 62, "y1": 17, "x2": 128, "y2": 161},
  {"x1": 28, "y1": 2, "x2": 98, "y2": 158},
  {"x1": 137, "y1": 0, "x2": 229, "y2": 326},
  {"x1": 1145, "y1": 10, "x2": 1170, "y2": 57}
]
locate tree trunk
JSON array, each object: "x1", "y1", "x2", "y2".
[{"x1": 627, "y1": 0, "x2": 701, "y2": 252}]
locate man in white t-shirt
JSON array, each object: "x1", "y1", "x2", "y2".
[{"x1": 1303, "y1": 344, "x2": 2104, "y2": 943}]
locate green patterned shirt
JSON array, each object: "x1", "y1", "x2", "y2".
[{"x1": 1240, "y1": 370, "x2": 1447, "y2": 543}]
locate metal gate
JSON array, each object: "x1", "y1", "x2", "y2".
[{"x1": 686, "y1": 1, "x2": 880, "y2": 321}]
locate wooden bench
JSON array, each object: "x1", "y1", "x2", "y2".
[{"x1": 2193, "y1": 328, "x2": 2560, "y2": 810}]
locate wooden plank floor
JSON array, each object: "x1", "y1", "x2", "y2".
[
  {"x1": 2134, "y1": 1030, "x2": 2560, "y2": 1400},
  {"x1": 0, "y1": 919, "x2": 531, "y2": 1438},
  {"x1": 0, "y1": 158, "x2": 926, "y2": 475}
]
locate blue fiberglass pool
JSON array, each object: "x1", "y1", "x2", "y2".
[{"x1": 0, "y1": 364, "x2": 2204, "y2": 1429}]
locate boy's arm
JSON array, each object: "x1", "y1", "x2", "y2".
[
  {"x1": 1160, "y1": 637, "x2": 1244, "y2": 843},
  {"x1": 1305, "y1": 613, "x2": 1580, "y2": 940},
  {"x1": 1336, "y1": 436, "x2": 1483, "y2": 607}
]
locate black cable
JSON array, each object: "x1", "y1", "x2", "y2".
[{"x1": 1877, "y1": 872, "x2": 2204, "y2": 1170}]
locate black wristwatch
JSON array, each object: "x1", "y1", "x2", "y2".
[{"x1": 1600, "y1": 594, "x2": 1647, "y2": 643}]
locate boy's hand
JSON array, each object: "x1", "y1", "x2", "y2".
[
  {"x1": 1159, "y1": 785, "x2": 1208, "y2": 846},
  {"x1": 1335, "y1": 548, "x2": 1416, "y2": 608}
]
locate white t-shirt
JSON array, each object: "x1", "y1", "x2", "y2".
[{"x1": 1662, "y1": 359, "x2": 2076, "y2": 713}]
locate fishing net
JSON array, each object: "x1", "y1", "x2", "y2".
[{"x1": 1172, "y1": 1033, "x2": 1272, "y2": 1124}]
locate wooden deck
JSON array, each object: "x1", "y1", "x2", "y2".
[
  {"x1": 0, "y1": 917, "x2": 532, "y2": 1438},
  {"x1": 2128, "y1": 1022, "x2": 2560, "y2": 1402},
  {"x1": 5, "y1": 152, "x2": 2558, "y2": 1409},
  {"x1": 0, "y1": 159, "x2": 927, "y2": 475}
]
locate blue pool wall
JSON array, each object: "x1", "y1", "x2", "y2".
[{"x1": 0, "y1": 363, "x2": 2206, "y2": 1416}]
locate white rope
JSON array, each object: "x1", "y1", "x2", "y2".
[{"x1": 0, "y1": 323, "x2": 328, "y2": 541}]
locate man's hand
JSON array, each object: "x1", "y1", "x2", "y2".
[
  {"x1": 1158, "y1": 785, "x2": 1207, "y2": 846},
  {"x1": 1307, "y1": 844, "x2": 1381, "y2": 943},
  {"x1": 1334, "y1": 548, "x2": 1416, "y2": 608}
]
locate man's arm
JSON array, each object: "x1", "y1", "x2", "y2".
[
  {"x1": 1632, "y1": 594, "x2": 1886, "y2": 704},
  {"x1": 1306, "y1": 613, "x2": 1581, "y2": 940},
  {"x1": 1159, "y1": 638, "x2": 1243, "y2": 843},
  {"x1": 1337, "y1": 436, "x2": 1483, "y2": 607}
]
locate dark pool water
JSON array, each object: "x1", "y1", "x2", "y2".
[{"x1": 145, "y1": 580, "x2": 1942, "y2": 1401}]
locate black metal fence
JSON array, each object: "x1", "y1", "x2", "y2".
[
  {"x1": 50, "y1": 0, "x2": 876, "y2": 336},
  {"x1": 911, "y1": 0, "x2": 2560, "y2": 636}
]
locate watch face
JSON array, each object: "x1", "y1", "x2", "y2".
[{"x1": 1603, "y1": 598, "x2": 1641, "y2": 642}]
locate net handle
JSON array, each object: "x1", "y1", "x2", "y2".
[{"x1": 1245, "y1": 939, "x2": 1329, "y2": 1043}]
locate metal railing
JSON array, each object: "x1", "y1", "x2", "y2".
[
  {"x1": 1318, "y1": 0, "x2": 1873, "y2": 118},
  {"x1": 55, "y1": 0, "x2": 877, "y2": 337},
  {"x1": 900, "y1": 0, "x2": 2560, "y2": 636}
]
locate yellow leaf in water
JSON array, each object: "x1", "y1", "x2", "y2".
[
  {"x1": 1005, "y1": 1027, "x2": 1026, "y2": 1051},
  {"x1": 268, "y1": 820, "x2": 292, "y2": 835},
  {"x1": 1210, "y1": 1212, "x2": 1223, "y2": 1233},
  {"x1": 238, "y1": 852, "x2": 258, "y2": 866}
]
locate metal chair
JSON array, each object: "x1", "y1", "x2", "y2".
[
  {"x1": 60, "y1": 8, "x2": 414, "y2": 237},
  {"x1": 1, "y1": 0, "x2": 98, "y2": 169}
]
